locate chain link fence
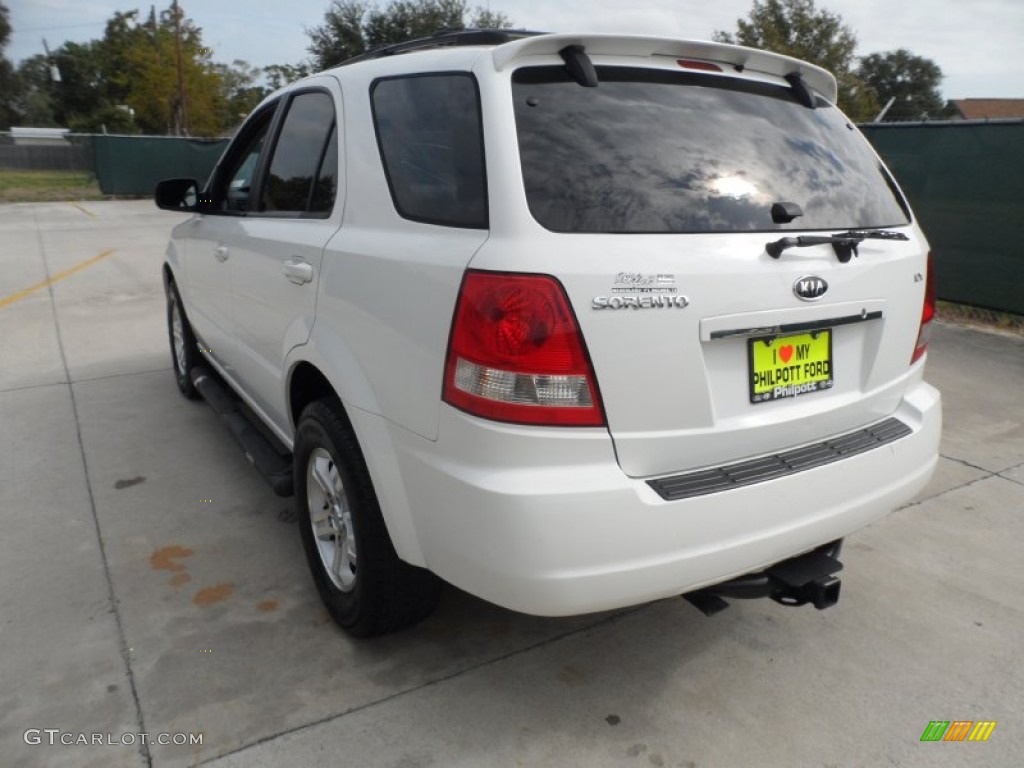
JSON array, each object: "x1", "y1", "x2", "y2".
[{"x1": 0, "y1": 132, "x2": 94, "y2": 171}]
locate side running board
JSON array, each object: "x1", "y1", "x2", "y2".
[{"x1": 189, "y1": 365, "x2": 294, "y2": 497}]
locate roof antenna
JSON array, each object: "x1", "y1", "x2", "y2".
[{"x1": 559, "y1": 45, "x2": 598, "y2": 87}]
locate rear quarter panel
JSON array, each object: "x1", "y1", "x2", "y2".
[{"x1": 311, "y1": 67, "x2": 488, "y2": 441}]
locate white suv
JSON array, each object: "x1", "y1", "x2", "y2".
[{"x1": 156, "y1": 31, "x2": 941, "y2": 636}]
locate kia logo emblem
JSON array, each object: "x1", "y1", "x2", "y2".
[{"x1": 793, "y1": 275, "x2": 828, "y2": 301}]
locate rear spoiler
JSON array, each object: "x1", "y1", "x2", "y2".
[{"x1": 491, "y1": 33, "x2": 838, "y2": 105}]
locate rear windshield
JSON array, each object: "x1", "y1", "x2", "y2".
[{"x1": 512, "y1": 67, "x2": 910, "y2": 233}]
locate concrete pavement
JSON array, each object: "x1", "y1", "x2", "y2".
[{"x1": 1, "y1": 200, "x2": 1021, "y2": 767}]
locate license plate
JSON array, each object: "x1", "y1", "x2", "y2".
[{"x1": 748, "y1": 330, "x2": 833, "y2": 404}]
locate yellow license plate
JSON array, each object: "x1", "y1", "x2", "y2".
[{"x1": 748, "y1": 330, "x2": 833, "y2": 404}]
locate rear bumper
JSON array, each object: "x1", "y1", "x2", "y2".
[{"x1": 384, "y1": 381, "x2": 941, "y2": 616}]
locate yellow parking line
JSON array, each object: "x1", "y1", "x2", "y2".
[
  {"x1": 68, "y1": 201, "x2": 97, "y2": 218},
  {"x1": 0, "y1": 249, "x2": 116, "y2": 309}
]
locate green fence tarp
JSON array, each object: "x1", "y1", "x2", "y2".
[
  {"x1": 861, "y1": 121, "x2": 1024, "y2": 314},
  {"x1": 93, "y1": 135, "x2": 229, "y2": 197}
]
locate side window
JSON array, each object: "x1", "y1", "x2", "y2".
[
  {"x1": 371, "y1": 74, "x2": 487, "y2": 228},
  {"x1": 261, "y1": 91, "x2": 338, "y2": 216},
  {"x1": 212, "y1": 104, "x2": 276, "y2": 213}
]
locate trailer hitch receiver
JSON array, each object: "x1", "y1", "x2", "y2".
[{"x1": 683, "y1": 541, "x2": 844, "y2": 616}]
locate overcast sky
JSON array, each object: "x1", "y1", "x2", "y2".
[{"x1": 6, "y1": 0, "x2": 1022, "y2": 99}]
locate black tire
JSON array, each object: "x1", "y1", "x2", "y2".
[
  {"x1": 166, "y1": 279, "x2": 200, "y2": 399},
  {"x1": 295, "y1": 398, "x2": 441, "y2": 637}
]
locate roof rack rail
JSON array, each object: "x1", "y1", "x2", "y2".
[{"x1": 339, "y1": 28, "x2": 546, "y2": 66}]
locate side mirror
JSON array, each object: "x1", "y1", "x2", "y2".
[{"x1": 155, "y1": 178, "x2": 203, "y2": 212}]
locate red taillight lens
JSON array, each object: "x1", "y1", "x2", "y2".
[
  {"x1": 911, "y1": 253, "x2": 936, "y2": 364},
  {"x1": 677, "y1": 59, "x2": 723, "y2": 72},
  {"x1": 443, "y1": 270, "x2": 605, "y2": 426}
]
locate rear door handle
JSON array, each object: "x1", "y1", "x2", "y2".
[
  {"x1": 283, "y1": 257, "x2": 314, "y2": 285},
  {"x1": 214, "y1": 245, "x2": 229, "y2": 262}
]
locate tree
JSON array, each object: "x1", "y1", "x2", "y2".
[
  {"x1": 0, "y1": 2, "x2": 8, "y2": 49},
  {"x1": 12, "y1": 55, "x2": 58, "y2": 125},
  {"x1": 69, "y1": 104, "x2": 138, "y2": 134},
  {"x1": 264, "y1": 62, "x2": 313, "y2": 90},
  {"x1": 308, "y1": 1, "x2": 368, "y2": 67},
  {"x1": 12, "y1": 39, "x2": 136, "y2": 132},
  {"x1": 3, "y1": 3, "x2": 271, "y2": 135},
  {"x1": 470, "y1": 8, "x2": 512, "y2": 29},
  {"x1": 211, "y1": 60, "x2": 268, "y2": 128},
  {"x1": 857, "y1": 49, "x2": 943, "y2": 121},
  {"x1": 363, "y1": 0, "x2": 465, "y2": 50},
  {"x1": 116, "y1": 6, "x2": 230, "y2": 135},
  {"x1": 1, "y1": 1, "x2": 21, "y2": 128},
  {"x1": 307, "y1": 0, "x2": 513, "y2": 70},
  {"x1": 53, "y1": 42, "x2": 111, "y2": 129},
  {"x1": 713, "y1": 0, "x2": 877, "y2": 121}
]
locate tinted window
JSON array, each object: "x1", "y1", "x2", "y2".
[
  {"x1": 372, "y1": 74, "x2": 487, "y2": 228},
  {"x1": 512, "y1": 67, "x2": 911, "y2": 233},
  {"x1": 214, "y1": 106, "x2": 275, "y2": 213},
  {"x1": 262, "y1": 91, "x2": 337, "y2": 215}
]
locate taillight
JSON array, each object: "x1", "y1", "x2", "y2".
[
  {"x1": 677, "y1": 59, "x2": 723, "y2": 72},
  {"x1": 443, "y1": 270, "x2": 605, "y2": 426},
  {"x1": 911, "y1": 253, "x2": 936, "y2": 364}
]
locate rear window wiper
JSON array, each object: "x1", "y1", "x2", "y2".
[{"x1": 766, "y1": 229, "x2": 910, "y2": 263}]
